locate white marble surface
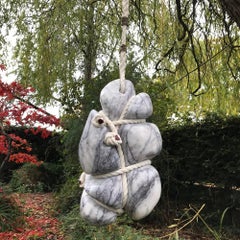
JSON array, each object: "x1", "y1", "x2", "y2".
[
  {"x1": 100, "y1": 79, "x2": 135, "y2": 120},
  {"x1": 79, "y1": 110, "x2": 120, "y2": 174},
  {"x1": 84, "y1": 174, "x2": 123, "y2": 209},
  {"x1": 80, "y1": 190, "x2": 118, "y2": 225},
  {"x1": 119, "y1": 123, "x2": 162, "y2": 165},
  {"x1": 79, "y1": 79, "x2": 162, "y2": 225},
  {"x1": 124, "y1": 93, "x2": 153, "y2": 119},
  {"x1": 125, "y1": 165, "x2": 161, "y2": 220}
]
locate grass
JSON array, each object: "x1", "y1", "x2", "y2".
[
  {"x1": 0, "y1": 193, "x2": 23, "y2": 231},
  {"x1": 59, "y1": 201, "x2": 240, "y2": 240},
  {"x1": 60, "y1": 205, "x2": 159, "y2": 240}
]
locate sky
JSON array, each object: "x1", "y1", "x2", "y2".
[{"x1": 1, "y1": 26, "x2": 62, "y2": 119}]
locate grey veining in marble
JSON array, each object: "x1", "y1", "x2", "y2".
[
  {"x1": 79, "y1": 79, "x2": 162, "y2": 225},
  {"x1": 125, "y1": 165, "x2": 161, "y2": 220},
  {"x1": 100, "y1": 79, "x2": 135, "y2": 120},
  {"x1": 84, "y1": 174, "x2": 123, "y2": 209},
  {"x1": 119, "y1": 123, "x2": 162, "y2": 165},
  {"x1": 80, "y1": 190, "x2": 118, "y2": 225},
  {"x1": 124, "y1": 93, "x2": 153, "y2": 119},
  {"x1": 79, "y1": 110, "x2": 120, "y2": 175}
]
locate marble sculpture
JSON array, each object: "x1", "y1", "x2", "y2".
[{"x1": 79, "y1": 79, "x2": 162, "y2": 225}]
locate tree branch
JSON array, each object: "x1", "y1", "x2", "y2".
[
  {"x1": 160, "y1": 44, "x2": 232, "y2": 93},
  {"x1": 0, "y1": 125, "x2": 12, "y2": 176},
  {"x1": 13, "y1": 94, "x2": 57, "y2": 118},
  {"x1": 218, "y1": 0, "x2": 240, "y2": 28}
]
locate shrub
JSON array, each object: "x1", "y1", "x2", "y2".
[
  {"x1": 0, "y1": 191, "x2": 23, "y2": 231},
  {"x1": 156, "y1": 114, "x2": 240, "y2": 229},
  {"x1": 9, "y1": 161, "x2": 64, "y2": 193},
  {"x1": 9, "y1": 163, "x2": 45, "y2": 193},
  {"x1": 55, "y1": 117, "x2": 83, "y2": 213},
  {"x1": 40, "y1": 162, "x2": 64, "y2": 191},
  {"x1": 55, "y1": 176, "x2": 81, "y2": 214},
  {"x1": 60, "y1": 205, "x2": 157, "y2": 240}
]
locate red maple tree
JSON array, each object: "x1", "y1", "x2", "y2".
[{"x1": 0, "y1": 64, "x2": 60, "y2": 173}]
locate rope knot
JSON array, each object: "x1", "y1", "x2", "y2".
[{"x1": 104, "y1": 132, "x2": 122, "y2": 146}]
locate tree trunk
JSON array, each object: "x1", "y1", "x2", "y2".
[
  {"x1": 218, "y1": 0, "x2": 240, "y2": 28},
  {"x1": 0, "y1": 137, "x2": 11, "y2": 177},
  {"x1": 82, "y1": 3, "x2": 98, "y2": 120}
]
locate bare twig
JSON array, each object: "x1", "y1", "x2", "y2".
[{"x1": 159, "y1": 204, "x2": 206, "y2": 239}]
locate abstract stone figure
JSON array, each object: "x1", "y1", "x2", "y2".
[{"x1": 79, "y1": 79, "x2": 162, "y2": 225}]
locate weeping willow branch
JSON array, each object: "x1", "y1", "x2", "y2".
[
  {"x1": 160, "y1": 44, "x2": 233, "y2": 93},
  {"x1": 155, "y1": 44, "x2": 176, "y2": 72}
]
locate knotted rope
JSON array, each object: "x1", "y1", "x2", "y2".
[{"x1": 119, "y1": 0, "x2": 129, "y2": 93}]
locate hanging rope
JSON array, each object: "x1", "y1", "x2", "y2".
[{"x1": 119, "y1": 0, "x2": 129, "y2": 93}]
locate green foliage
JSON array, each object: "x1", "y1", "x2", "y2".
[
  {"x1": 136, "y1": 78, "x2": 175, "y2": 128},
  {"x1": 0, "y1": 194, "x2": 23, "y2": 231},
  {"x1": 160, "y1": 114, "x2": 240, "y2": 187},
  {"x1": 39, "y1": 162, "x2": 64, "y2": 191},
  {"x1": 157, "y1": 114, "x2": 240, "y2": 230},
  {"x1": 61, "y1": 117, "x2": 83, "y2": 177},
  {"x1": 55, "y1": 176, "x2": 80, "y2": 214},
  {"x1": 9, "y1": 163, "x2": 45, "y2": 193},
  {"x1": 2, "y1": 0, "x2": 240, "y2": 119},
  {"x1": 9, "y1": 162, "x2": 64, "y2": 193},
  {"x1": 60, "y1": 206, "x2": 158, "y2": 240},
  {"x1": 1, "y1": 0, "x2": 121, "y2": 110}
]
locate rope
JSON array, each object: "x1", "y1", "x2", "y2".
[
  {"x1": 79, "y1": 160, "x2": 152, "y2": 215},
  {"x1": 93, "y1": 160, "x2": 151, "y2": 179},
  {"x1": 113, "y1": 119, "x2": 146, "y2": 125},
  {"x1": 85, "y1": 191, "x2": 124, "y2": 215},
  {"x1": 119, "y1": 0, "x2": 129, "y2": 93},
  {"x1": 119, "y1": 95, "x2": 134, "y2": 119},
  {"x1": 117, "y1": 144, "x2": 128, "y2": 206},
  {"x1": 92, "y1": 112, "x2": 146, "y2": 129},
  {"x1": 91, "y1": 109, "x2": 134, "y2": 206}
]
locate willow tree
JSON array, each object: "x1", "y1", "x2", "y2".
[
  {"x1": 130, "y1": 0, "x2": 240, "y2": 121},
  {"x1": 0, "y1": 1, "x2": 123, "y2": 117},
  {"x1": 219, "y1": 0, "x2": 240, "y2": 28},
  {"x1": 1, "y1": 0, "x2": 240, "y2": 123}
]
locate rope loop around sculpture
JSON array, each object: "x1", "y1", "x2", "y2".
[{"x1": 93, "y1": 160, "x2": 151, "y2": 179}]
